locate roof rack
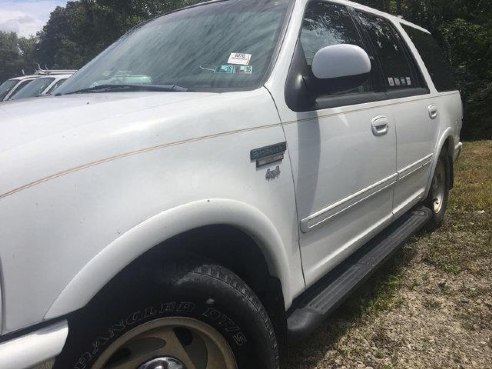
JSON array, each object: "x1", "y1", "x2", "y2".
[{"x1": 35, "y1": 68, "x2": 77, "y2": 76}]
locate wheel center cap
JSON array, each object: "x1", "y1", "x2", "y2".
[{"x1": 137, "y1": 357, "x2": 186, "y2": 369}]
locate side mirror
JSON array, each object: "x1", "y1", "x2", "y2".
[{"x1": 311, "y1": 44, "x2": 371, "y2": 93}]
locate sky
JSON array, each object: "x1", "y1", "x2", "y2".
[{"x1": 0, "y1": 0, "x2": 68, "y2": 37}]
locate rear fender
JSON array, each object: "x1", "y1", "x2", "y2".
[{"x1": 424, "y1": 128, "x2": 455, "y2": 198}]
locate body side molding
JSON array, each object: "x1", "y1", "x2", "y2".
[
  {"x1": 300, "y1": 173, "x2": 398, "y2": 233},
  {"x1": 398, "y1": 153, "x2": 433, "y2": 181}
]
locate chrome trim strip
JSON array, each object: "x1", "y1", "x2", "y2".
[
  {"x1": 301, "y1": 173, "x2": 398, "y2": 233},
  {"x1": 398, "y1": 154, "x2": 433, "y2": 181}
]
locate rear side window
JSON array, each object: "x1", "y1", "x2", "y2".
[
  {"x1": 402, "y1": 25, "x2": 457, "y2": 92},
  {"x1": 357, "y1": 11, "x2": 418, "y2": 90}
]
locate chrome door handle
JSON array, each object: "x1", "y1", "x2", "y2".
[
  {"x1": 428, "y1": 104, "x2": 438, "y2": 119},
  {"x1": 371, "y1": 116, "x2": 389, "y2": 136}
]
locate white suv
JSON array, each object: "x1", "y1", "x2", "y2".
[
  {"x1": 0, "y1": 1, "x2": 462, "y2": 369},
  {"x1": 9, "y1": 74, "x2": 74, "y2": 101},
  {"x1": 0, "y1": 75, "x2": 40, "y2": 102},
  {"x1": 0, "y1": 70, "x2": 76, "y2": 102}
]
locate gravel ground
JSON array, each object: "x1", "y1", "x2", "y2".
[{"x1": 284, "y1": 141, "x2": 492, "y2": 369}]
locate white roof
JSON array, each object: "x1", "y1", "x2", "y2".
[
  {"x1": 9, "y1": 75, "x2": 40, "y2": 82},
  {"x1": 8, "y1": 70, "x2": 75, "y2": 83},
  {"x1": 318, "y1": 0, "x2": 431, "y2": 34},
  {"x1": 35, "y1": 69, "x2": 77, "y2": 76}
]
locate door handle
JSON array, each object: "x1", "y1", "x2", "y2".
[
  {"x1": 371, "y1": 116, "x2": 389, "y2": 136},
  {"x1": 428, "y1": 104, "x2": 438, "y2": 119}
]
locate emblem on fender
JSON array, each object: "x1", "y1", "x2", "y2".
[
  {"x1": 266, "y1": 166, "x2": 281, "y2": 180},
  {"x1": 251, "y1": 142, "x2": 287, "y2": 168}
]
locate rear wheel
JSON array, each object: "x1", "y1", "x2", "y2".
[
  {"x1": 425, "y1": 152, "x2": 450, "y2": 230},
  {"x1": 54, "y1": 259, "x2": 279, "y2": 369}
]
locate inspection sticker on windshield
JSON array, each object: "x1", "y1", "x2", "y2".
[
  {"x1": 237, "y1": 66, "x2": 253, "y2": 74},
  {"x1": 228, "y1": 53, "x2": 252, "y2": 65},
  {"x1": 216, "y1": 64, "x2": 236, "y2": 74}
]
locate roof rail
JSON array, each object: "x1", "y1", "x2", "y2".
[{"x1": 35, "y1": 69, "x2": 77, "y2": 76}]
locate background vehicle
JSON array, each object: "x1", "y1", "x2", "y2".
[
  {"x1": 0, "y1": 70, "x2": 76, "y2": 102},
  {"x1": 0, "y1": 75, "x2": 39, "y2": 102},
  {"x1": 9, "y1": 73, "x2": 74, "y2": 101},
  {"x1": 0, "y1": 1, "x2": 462, "y2": 369}
]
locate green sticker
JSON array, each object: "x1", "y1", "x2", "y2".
[
  {"x1": 237, "y1": 65, "x2": 253, "y2": 75},
  {"x1": 216, "y1": 64, "x2": 236, "y2": 74}
]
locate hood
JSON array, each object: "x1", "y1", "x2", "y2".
[
  {"x1": 0, "y1": 92, "x2": 216, "y2": 152},
  {"x1": 0, "y1": 88, "x2": 277, "y2": 199}
]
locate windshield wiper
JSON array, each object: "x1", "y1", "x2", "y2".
[{"x1": 60, "y1": 83, "x2": 188, "y2": 95}]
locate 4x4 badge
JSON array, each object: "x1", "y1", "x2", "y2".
[{"x1": 266, "y1": 166, "x2": 281, "y2": 180}]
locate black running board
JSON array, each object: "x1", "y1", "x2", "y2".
[{"x1": 287, "y1": 206, "x2": 431, "y2": 342}]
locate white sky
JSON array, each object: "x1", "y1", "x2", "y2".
[{"x1": 0, "y1": 0, "x2": 68, "y2": 37}]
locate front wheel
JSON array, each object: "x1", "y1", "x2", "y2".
[
  {"x1": 54, "y1": 259, "x2": 280, "y2": 369},
  {"x1": 425, "y1": 152, "x2": 450, "y2": 230}
]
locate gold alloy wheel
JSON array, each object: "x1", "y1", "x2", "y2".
[
  {"x1": 430, "y1": 158, "x2": 446, "y2": 214},
  {"x1": 91, "y1": 317, "x2": 238, "y2": 369}
]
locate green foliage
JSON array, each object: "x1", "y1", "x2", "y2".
[
  {"x1": 0, "y1": 32, "x2": 37, "y2": 82},
  {"x1": 35, "y1": 0, "x2": 202, "y2": 69},
  {"x1": 441, "y1": 18, "x2": 492, "y2": 139},
  {"x1": 356, "y1": 0, "x2": 492, "y2": 139}
]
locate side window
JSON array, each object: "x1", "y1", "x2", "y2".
[
  {"x1": 402, "y1": 25, "x2": 457, "y2": 92},
  {"x1": 48, "y1": 79, "x2": 68, "y2": 95},
  {"x1": 357, "y1": 11, "x2": 418, "y2": 90},
  {"x1": 8, "y1": 80, "x2": 32, "y2": 100},
  {"x1": 300, "y1": 1, "x2": 374, "y2": 94}
]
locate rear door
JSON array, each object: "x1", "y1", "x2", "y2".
[{"x1": 355, "y1": 11, "x2": 436, "y2": 217}]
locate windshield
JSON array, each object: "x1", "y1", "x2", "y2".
[
  {"x1": 0, "y1": 80, "x2": 18, "y2": 101},
  {"x1": 57, "y1": 0, "x2": 291, "y2": 95},
  {"x1": 10, "y1": 77, "x2": 55, "y2": 100}
]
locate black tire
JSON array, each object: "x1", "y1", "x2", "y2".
[
  {"x1": 425, "y1": 151, "x2": 451, "y2": 231},
  {"x1": 54, "y1": 258, "x2": 279, "y2": 369}
]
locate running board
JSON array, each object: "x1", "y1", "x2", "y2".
[{"x1": 287, "y1": 206, "x2": 432, "y2": 342}]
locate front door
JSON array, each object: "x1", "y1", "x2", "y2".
[{"x1": 279, "y1": 1, "x2": 398, "y2": 285}]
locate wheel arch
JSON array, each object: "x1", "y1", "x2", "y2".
[
  {"x1": 45, "y1": 199, "x2": 292, "y2": 321},
  {"x1": 425, "y1": 129, "x2": 455, "y2": 198}
]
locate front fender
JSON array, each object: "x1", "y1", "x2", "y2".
[{"x1": 46, "y1": 199, "x2": 292, "y2": 320}]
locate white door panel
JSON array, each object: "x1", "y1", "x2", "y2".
[
  {"x1": 392, "y1": 98, "x2": 437, "y2": 215},
  {"x1": 283, "y1": 106, "x2": 397, "y2": 285}
]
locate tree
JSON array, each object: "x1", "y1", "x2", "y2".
[
  {"x1": 35, "y1": 0, "x2": 202, "y2": 70},
  {"x1": 356, "y1": 0, "x2": 492, "y2": 139},
  {"x1": 35, "y1": 1, "x2": 95, "y2": 69},
  {"x1": 0, "y1": 32, "x2": 37, "y2": 83}
]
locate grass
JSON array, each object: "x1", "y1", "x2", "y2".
[
  {"x1": 284, "y1": 141, "x2": 492, "y2": 369},
  {"x1": 422, "y1": 141, "x2": 492, "y2": 277}
]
